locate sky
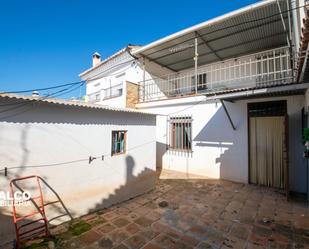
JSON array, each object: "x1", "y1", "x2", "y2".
[{"x1": 0, "y1": 0, "x2": 259, "y2": 98}]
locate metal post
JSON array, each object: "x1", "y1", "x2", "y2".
[
  {"x1": 194, "y1": 38, "x2": 198, "y2": 94},
  {"x1": 143, "y1": 57, "x2": 146, "y2": 102}
]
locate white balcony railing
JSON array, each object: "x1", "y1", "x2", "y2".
[
  {"x1": 88, "y1": 83, "x2": 123, "y2": 103},
  {"x1": 138, "y1": 47, "x2": 293, "y2": 102},
  {"x1": 102, "y1": 83, "x2": 123, "y2": 100},
  {"x1": 88, "y1": 90, "x2": 101, "y2": 103}
]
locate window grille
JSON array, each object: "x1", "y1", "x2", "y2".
[{"x1": 170, "y1": 116, "x2": 192, "y2": 151}]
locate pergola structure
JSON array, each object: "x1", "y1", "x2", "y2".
[{"x1": 132, "y1": 0, "x2": 292, "y2": 72}]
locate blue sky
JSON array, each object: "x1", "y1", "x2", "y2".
[{"x1": 0, "y1": 0, "x2": 259, "y2": 98}]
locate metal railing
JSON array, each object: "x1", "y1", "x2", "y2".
[
  {"x1": 88, "y1": 90, "x2": 101, "y2": 103},
  {"x1": 102, "y1": 83, "x2": 123, "y2": 100},
  {"x1": 87, "y1": 83, "x2": 123, "y2": 103},
  {"x1": 139, "y1": 47, "x2": 293, "y2": 102}
]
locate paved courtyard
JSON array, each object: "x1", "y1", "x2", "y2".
[{"x1": 25, "y1": 175, "x2": 309, "y2": 249}]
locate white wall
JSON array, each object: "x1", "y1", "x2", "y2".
[
  {"x1": 138, "y1": 94, "x2": 306, "y2": 193},
  {"x1": 0, "y1": 101, "x2": 156, "y2": 246}
]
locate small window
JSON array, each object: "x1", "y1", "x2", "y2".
[
  {"x1": 197, "y1": 73, "x2": 207, "y2": 90},
  {"x1": 95, "y1": 94, "x2": 100, "y2": 101},
  {"x1": 170, "y1": 117, "x2": 192, "y2": 151},
  {"x1": 111, "y1": 131, "x2": 127, "y2": 155},
  {"x1": 191, "y1": 73, "x2": 207, "y2": 91}
]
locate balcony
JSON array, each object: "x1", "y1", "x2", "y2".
[
  {"x1": 88, "y1": 83, "x2": 123, "y2": 103},
  {"x1": 138, "y1": 47, "x2": 293, "y2": 103},
  {"x1": 102, "y1": 83, "x2": 123, "y2": 100},
  {"x1": 88, "y1": 90, "x2": 101, "y2": 103}
]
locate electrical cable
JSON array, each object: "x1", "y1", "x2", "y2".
[
  {"x1": 0, "y1": 82, "x2": 85, "y2": 120},
  {"x1": 0, "y1": 1, "x2": 306, "y2": 172},
  {"x1": 1, "y1": 81, "x2": 84, "y2": 95},
  {"x1": 1, "y1": 2, "x2": 306, "y2": 96}
]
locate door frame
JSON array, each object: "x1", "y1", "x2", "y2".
[{"x1": 247, "y1": 100, "x2": 289, "y2": 193}]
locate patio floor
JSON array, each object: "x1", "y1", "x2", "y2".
[{"x1": 25, "y1": 172, "x2": 309, "y2": 249}]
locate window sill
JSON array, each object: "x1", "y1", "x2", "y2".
[
  {"x1": 111, "y1": 152, "x2": 126, "y2": 157},
  {"x1": 102, "y1": 94, "x2": 123, "y2": 101},
  {"x1": 169, "y1": 148, "x2": 192, "y2": 153}
]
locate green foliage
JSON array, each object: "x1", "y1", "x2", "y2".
[{"x1": 68, "y1": 220, "x2": 92, "y2": 236}]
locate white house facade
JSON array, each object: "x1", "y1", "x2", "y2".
[
  {"x1": 80, "y1": 1, "x2": 309, "y2": 197},
  {"x1": 79, "y1": 45, "x2": 171, "y2": 109}
]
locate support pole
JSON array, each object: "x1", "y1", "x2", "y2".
[
  {"x1": 276, "y1": 0, "x2": 291, "y2": 48},
  {"x1": 143, "y1": 57, "x2": 145, "y2": 102},
  {"x1": 220, "y1": 99, "x2": 236, "y2": 130},
  {"x1": 194, "y1": 37, "x2": 198, "y2": 94}
]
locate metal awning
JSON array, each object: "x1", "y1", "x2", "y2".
[{"x1": 132, "y1": 0, "x2": 290, "y2": 72}]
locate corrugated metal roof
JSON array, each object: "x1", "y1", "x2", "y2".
[
  {"x1": 132, "y1": 0, "x2": 289, "y2": 72},
  {"x1": 0, "y1": 93, "x2": 155, "y2": 115}
]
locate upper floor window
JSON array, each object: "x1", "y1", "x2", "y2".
[
  {"x1": 191, "y1": 73, "x2": 207, "y2": 91},
  {"x1": 170, "y1": 116, "x2": 192, "y2": 151},
  {"x1": 103, "y1": 84, "x2": 123, "y2": 100},
  {"x1": 197, "y1": 73, "x2": 207, "y2": 90},
  {"x1": 112, "y1": 131, "x2": 127, "y2": 156}
]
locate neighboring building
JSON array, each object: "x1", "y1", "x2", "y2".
[
  {"x1": 81, "y1": 0, "x2": 309, "y2": 196},
  {"x1": 0, "y1": 94, "x2": 156, "y2": 246},
  {"x1": 79, "y1": 45, "x2": 172, "y2": 108}
]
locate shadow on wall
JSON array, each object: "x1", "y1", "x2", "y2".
[
  {"x1": 0, "y1": 100, "x2": 156, "y2": 246},
  {"x1": 88, "y1": 155, "x2": 158, "y2": 213},
  {"x1": 194, "y1": 104, "x2": 246, "y2": 181}
]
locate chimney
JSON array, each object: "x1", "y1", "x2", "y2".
[{"x1": 92, "y1": 52, "x2": 101, "y2": 67}]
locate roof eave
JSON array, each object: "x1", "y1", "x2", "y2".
[
  {"x1": 132, "y1": 0, "x2": 277, "y2": 56},
  {"x1": 78, "y1": 47, "x2": 130, "y2": 79}
]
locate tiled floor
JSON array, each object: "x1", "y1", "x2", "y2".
[{"x1": 27, "y1": 173, "x2": 309, "y2": 249}]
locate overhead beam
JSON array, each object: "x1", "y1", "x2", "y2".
[
  {"x1": 140, "y1": 53, "x2": 178, "y2": 73},
  {"x1": 145, "y1": 18, "x2": 283, "y2": 60},
  {"x1": 166, "y1": 31, "x2": 285, "y2": 68},
  {"x1": 195, "y1": 31, "x2": 223, "y2": 60},
  {"x1": 220, "y1": 99, "x2": 236, "y2": 130}
]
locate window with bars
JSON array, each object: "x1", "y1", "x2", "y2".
[
  {"x1": 170, "y1": 116, "x2": 192, "y2": 151},
  {"x1": 111, "y1": 131, "x2": 127, "y2": 156}
]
